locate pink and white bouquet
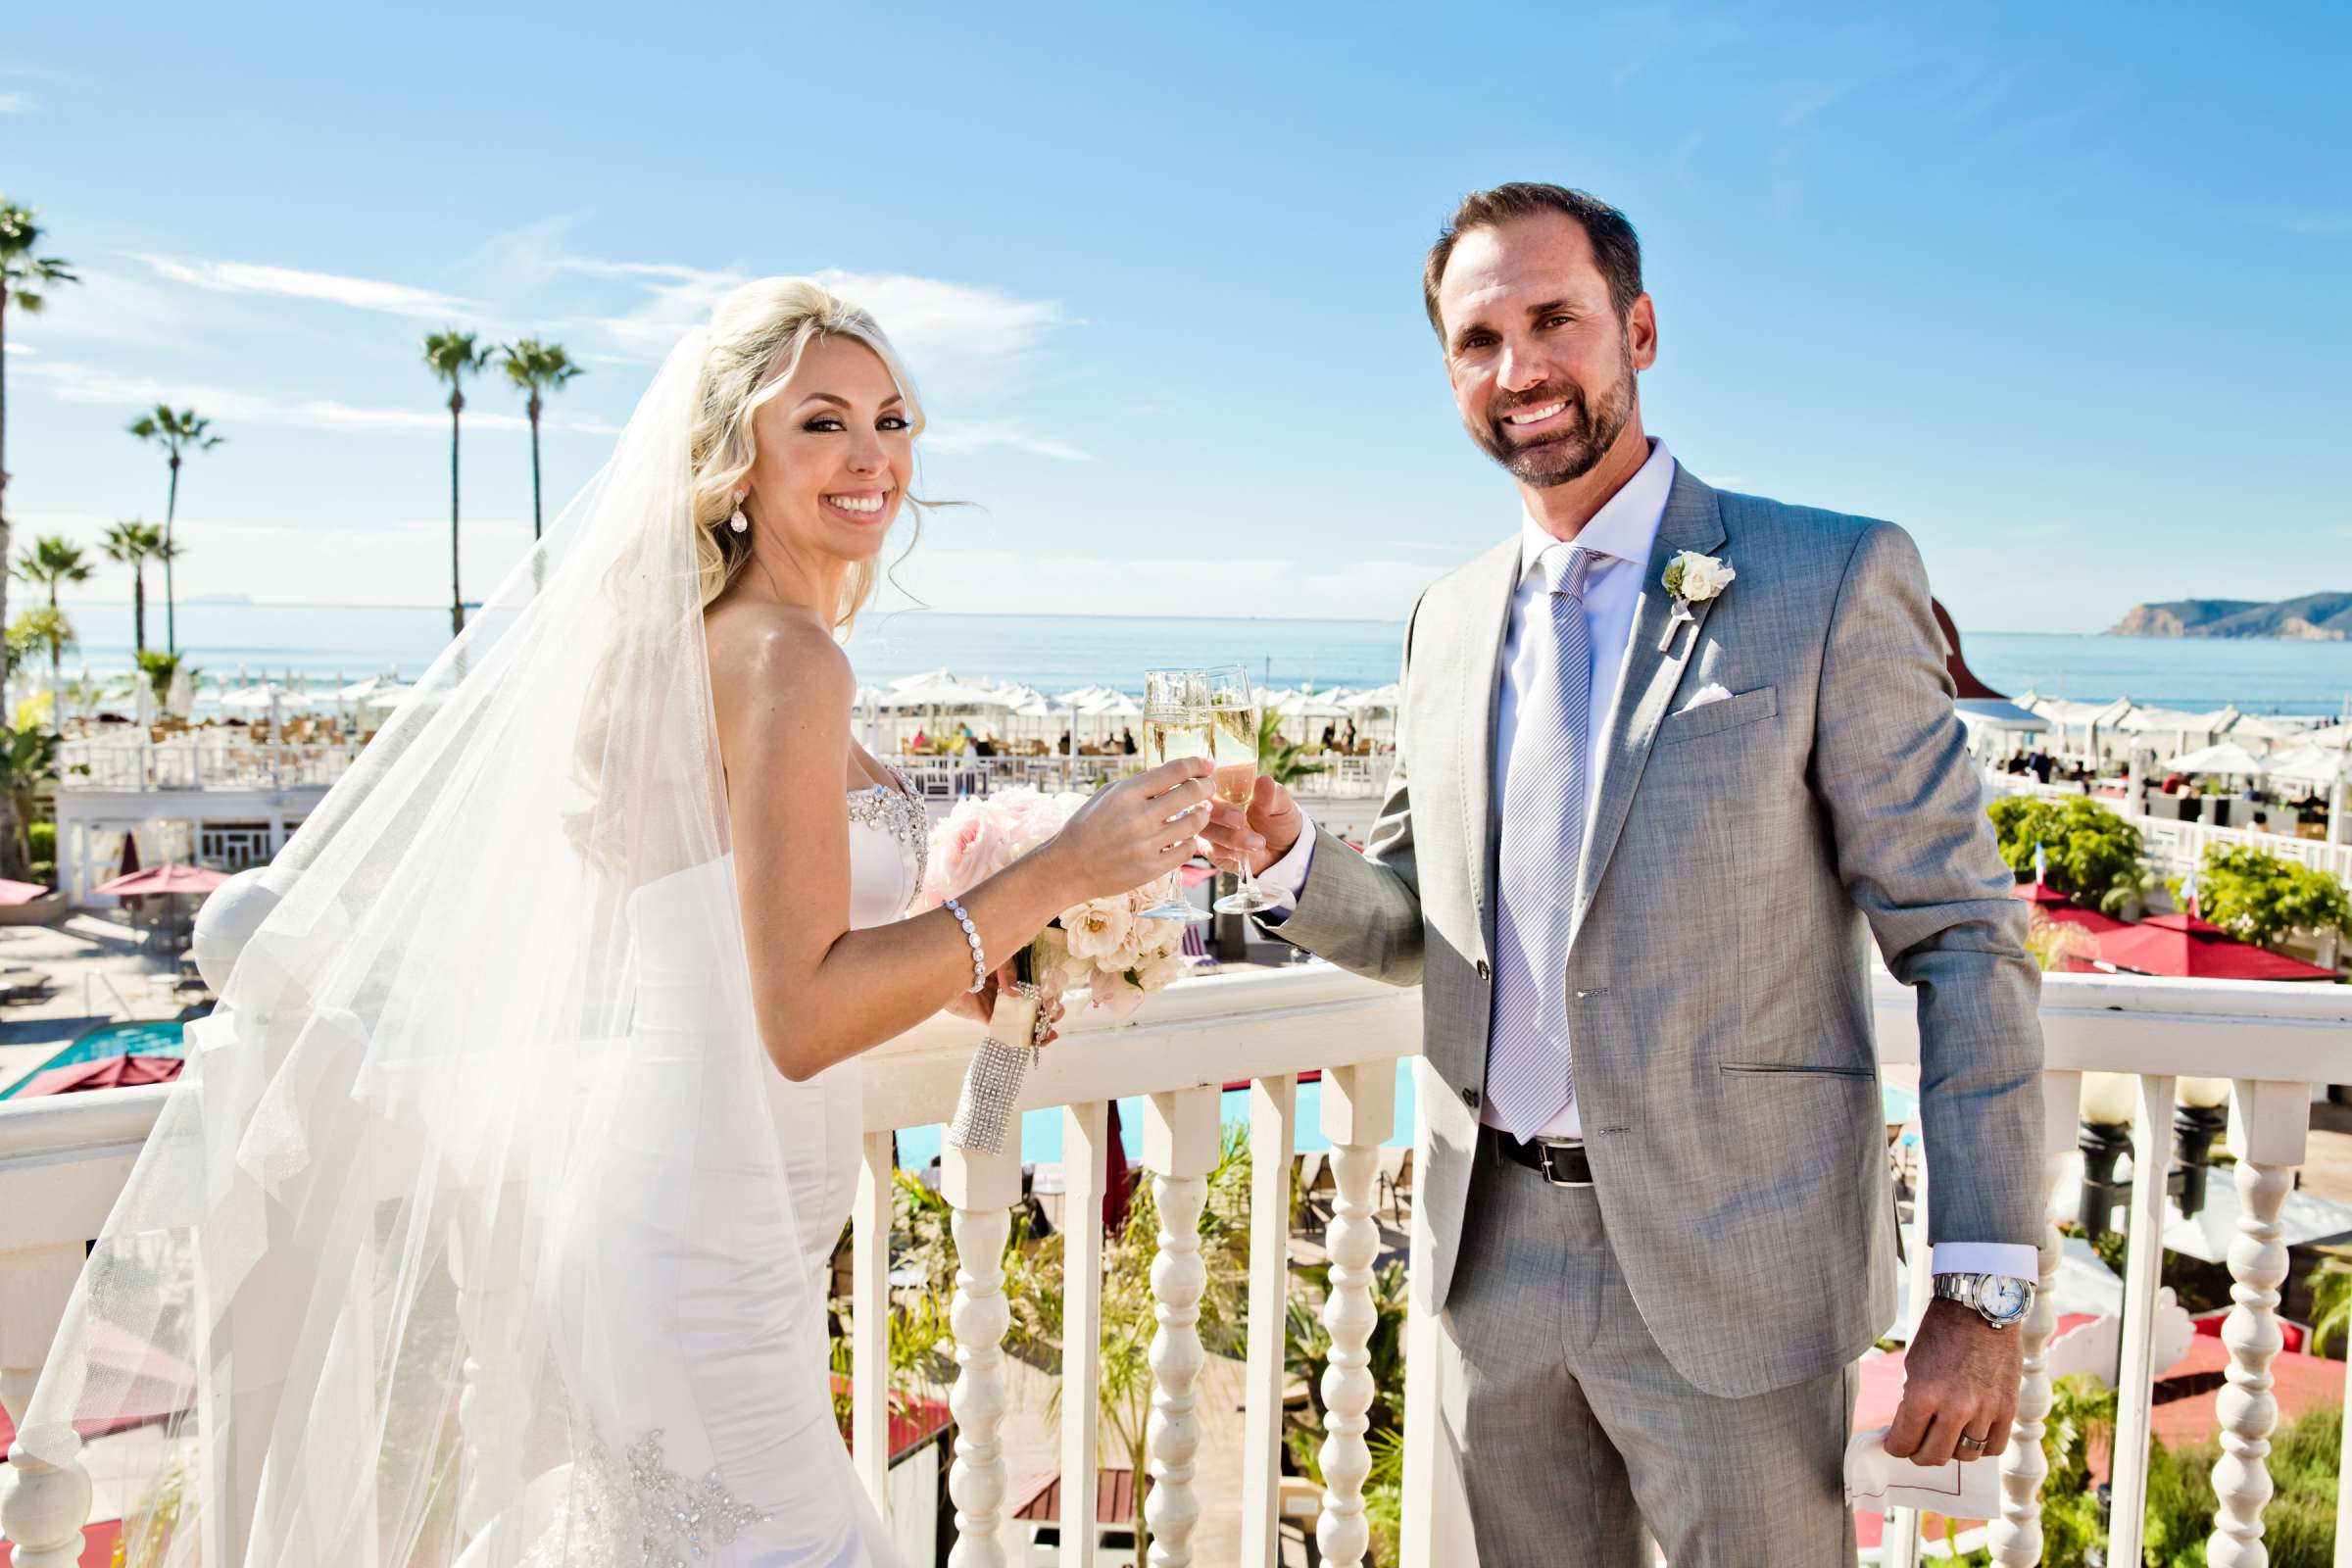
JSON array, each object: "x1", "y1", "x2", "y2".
[
  {"x1": 918, "y1": 785, "x2": 1191, "y2": 1023},
  {"x1": 919, "y1": 786, "x2": 1196, "y2": 1153}
]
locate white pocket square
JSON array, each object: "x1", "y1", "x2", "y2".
[{"x1": 1676, "y1": 682, "x2": 1733, "y2": 714}]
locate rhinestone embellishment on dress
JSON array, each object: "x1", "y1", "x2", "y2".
[
  {"x1": 847, "y1": 768, "x2": 928, "y2": 915},
  {"x1": 573, "y1": 1426, "x2": 773, "y2": 1564}
]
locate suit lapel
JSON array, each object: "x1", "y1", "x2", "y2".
[
  {"x1": 1570, "y1": 466, "x2": 1728, "y2": 939},
  {"x1": 1455, "y1": 537, "x2": 1521, "y2": 962}
]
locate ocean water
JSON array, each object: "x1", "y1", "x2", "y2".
[{"x1": 45, "y1": 601, "x2": 2352, "y2": 716}]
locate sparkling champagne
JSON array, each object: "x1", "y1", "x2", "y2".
[
  {"x1": 1144, "y1": 710, "x2": 1213, "y2": 771},
  {"x1": 1208, "y1": 701, "x2": 1260, "y2": 807}
]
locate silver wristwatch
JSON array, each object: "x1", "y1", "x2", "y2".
[{"x1": 1933, "y1": 1272, "x2": 2034, "y2": 1330}]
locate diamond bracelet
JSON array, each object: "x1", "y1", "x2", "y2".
[{"x1": 941, "y1": 895, "x2": 988, "y2": 993}]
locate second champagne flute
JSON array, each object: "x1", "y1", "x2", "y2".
[
  {"x1": 1202, "y1": 664, "x2": 1283, "y2": 915},
  {"x1": 1137, "y1": 666, "x2": 1211, "y2": 922}
]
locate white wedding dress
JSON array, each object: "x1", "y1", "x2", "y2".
[
  {"x1": 20, "y1": 315, "x2": 955, "y2": 1568},
  {"x1": 536, "y1": 770, "x2": 927, "y2": 1566}
]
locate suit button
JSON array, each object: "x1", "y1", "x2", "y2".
[
  {"x1": 1462, "y1": 1086, "x2": 1482, "y2": 1109},
  {"x1": 1475, "y1": 958, "x2": 1491, "y2": 980}
]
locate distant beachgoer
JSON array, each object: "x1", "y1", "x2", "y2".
[
  {"x1": 1120, "y1": 726, "x2": 1138, "y2": 756},
  {"x1": 1322, "y1": 721, "x2": 1338, "y2": 749},
  {"x1": 910, "y1": 725, "x2": 930, "y2": 751},
  {"x1": 1343, "y1": 717, "x2": 1358, "y2": 751}
]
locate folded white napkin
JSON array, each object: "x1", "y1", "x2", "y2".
[{"x1": 1843, "y1": 1426, "x2": 2004, "y2": 1520}]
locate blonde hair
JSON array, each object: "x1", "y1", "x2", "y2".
[{"x1": 688, "y1": 277, "x2": 927, "y2": 630}]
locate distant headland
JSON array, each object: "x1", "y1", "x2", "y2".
[{"x1": 2107, "y1": 593, "x2": 2352, "y2": 640}]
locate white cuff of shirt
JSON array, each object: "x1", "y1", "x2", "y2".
[
  {"x1": 1930, "y1": 1242, "x2": 2040, "y2": 1282},
  {"x1": 1250, "y1": 810, "x2": 1318, "y2": 923}
]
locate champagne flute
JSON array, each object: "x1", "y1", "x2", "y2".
[
  {"x1": 1202, "y1": 664, "x2": 1282, "y2": 915},
  {"x1": 1137, "y1": 667, "x2": 1212, "y2": 922}
]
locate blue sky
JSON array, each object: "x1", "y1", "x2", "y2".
[{"x1": 3, "y1": 3, "x2": 2346, "y2": 632}]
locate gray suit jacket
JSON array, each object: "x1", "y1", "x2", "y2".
[{"x1": 1276, "y1": 465, "x2": 2044, "y2": 1399}]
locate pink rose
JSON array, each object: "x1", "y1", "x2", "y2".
[
  {"x1": 1088, "y1": 963, "x2": 1148, "y2": 1020},
  {"x1": 926, "y1": 801, "x2": 1007, "y2": 904}
]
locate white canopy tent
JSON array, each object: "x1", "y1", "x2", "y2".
[{"x1": 2160, "y1": 741, "x2": 2271, "y2": 779}]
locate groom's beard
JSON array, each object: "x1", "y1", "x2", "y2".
[{"x1": 1477, "y1": 345, "x2": 1637, "y2": 489}]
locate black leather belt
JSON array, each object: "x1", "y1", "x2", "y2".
[{"x1": 1488, "y1": 1127, "x2": 1593, "y2": 1187}]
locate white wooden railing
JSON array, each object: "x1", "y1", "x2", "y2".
[
  {"x1": 2, "y1": 969, "x2": 2347, "y2": 1566},
  {"x1": 57, "y1": 737, "x2": 365, "y2": 793}
]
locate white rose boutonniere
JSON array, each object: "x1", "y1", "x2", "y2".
[{"x1": 1658, "y1": 550, "x2": 1736, "y2": 655}]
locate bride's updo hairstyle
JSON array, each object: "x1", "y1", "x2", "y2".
[{"x1": 688, "y1": 277, "x2": 927, "y2": 630}]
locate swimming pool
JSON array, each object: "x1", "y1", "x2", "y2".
[{"x1": 0, "y1": 1019, "x2": 189, "y2": 1101}]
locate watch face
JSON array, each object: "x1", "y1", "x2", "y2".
[{"x1": 1982, "y1": 1277, "x2": 2030, "y2": 1322}]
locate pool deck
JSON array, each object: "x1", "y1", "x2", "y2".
[{"x1": 0, "y1": 910, "x2": 199, "y2": 1096}]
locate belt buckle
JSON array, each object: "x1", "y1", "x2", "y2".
[{"x1": 1532, "y1": 1137, "x2": 1592, "y2": 1189}]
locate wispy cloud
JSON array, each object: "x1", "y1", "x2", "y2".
[
  {"x1": 129, "y1": 253, "x2": 478, "y2": 318},
  {"x1": 2226, "y1": 206, "x2": 2352, "y2": 238},
  {"x1": 475, "y1": 221, "x2": 1091, "y2": 458},
  {"x1": 21, "y1": 360, "x2": 619, "y2": 436},
  {"x1": 0, "y1": 93, "x2": 33, "y2": 115},
  {"x1": 922, "y1": 417, "x2": 1093, "y2": 463}
]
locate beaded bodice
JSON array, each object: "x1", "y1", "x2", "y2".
[{"x1": 846, "y1": 764, "x2": 927, "y2": 923}]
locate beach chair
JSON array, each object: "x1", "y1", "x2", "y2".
[
  {"x1": 1296, "y1": 1151, "x2": 1336, "y2": 1237},
  {"x1": 1377, "y1": 1146, "x2": 1413, "y2": 1223}
]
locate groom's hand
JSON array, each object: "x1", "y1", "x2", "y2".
[
  {"x1": 1884, "y1": 1299, "x2": 2024, "y2": 1465},
  {"x1": 1200, "y1": 775, "x2": 1302, "y2": 877}
]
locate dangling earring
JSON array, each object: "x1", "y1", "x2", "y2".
[{"x1": 729, "y1": 493, "x2": 751, "y2": 534}]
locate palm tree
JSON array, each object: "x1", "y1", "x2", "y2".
[
  {"x1": 423, "y1": 330, "x2": 494, "y2": 639},
  {"x1": 0, "y1": 203, "x2": 76, "y2": 875},
  {"x1": 126, "y1": 407, "x2": 223, "y2": 654},
  {"x1": 499, "y1": 338, "x2": 583, "y2": 543},
  {"x1": 12, "y1": 535, "x2": 91, "y2": 734},
  {"x1": 101, "y1": 519, "x2": 172, "y2": 654}
]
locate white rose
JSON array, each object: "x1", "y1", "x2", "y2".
[
  {"x1": 1673, "y1": 551, "x2": 1736, "y2": 602},
  {"x1": 1138, "y1": 948, "x2": 1192, "y2": 992},
  {"x1": 1060, "y1": 900, "x2": 1135, "y2": 962}
]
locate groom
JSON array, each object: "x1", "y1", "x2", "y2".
[{"x1": 1201, "y1": 184, "x2": 2044, "y2": 1564}]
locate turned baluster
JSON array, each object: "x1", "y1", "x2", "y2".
[
  {"x1": 943, "y1": 1141, "x2": 1022, "y2": 1568},
  {"x1": 1989, "y1": 1069, "x2": 2079, "y2": 1567},
  {"x1": 1144, "y1": 1086, "x2": 1220, "y2": 1567},
  {"x1": 1315, "y1": 1062, "x2": 1396, "y2": 1568},
  {"x1": 2207, "y1": 1079, "x2": 2309, "y2": 1568}
]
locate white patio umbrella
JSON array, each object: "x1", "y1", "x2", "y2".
[
  {"x1": 220, "y1": 682, "x2": 313, "y2": 711},
  {"x1": 2159, "y1": 741, "x2": 2270, "y2": 778},
  {"x1": 2266, "y1": 745, "x2": 2352, "y2": 787},
  {"x1": 359, "y1": 683, "x2": 418, "y2": 710}
]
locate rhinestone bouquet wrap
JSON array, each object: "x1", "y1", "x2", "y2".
[{"x1": 946, "y1": 976, "x2": 1052, "y2": 1154}]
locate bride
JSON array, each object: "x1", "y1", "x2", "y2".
[{"x1": 15, "y1": 279, "x2": 1213, "y2": 1566}]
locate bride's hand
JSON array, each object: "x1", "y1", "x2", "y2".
[
  {"x1": 943, "y1": 962, "x2": 1067, "y2": 1046},
  {"x1": 943, "y1": 959, "x2": 1017, "y2": 1024},
  {"x1": 1046, "y1": 758, "x2": 1215, "y2": 905}
]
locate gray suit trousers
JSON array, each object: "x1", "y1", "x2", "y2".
[{"x1": 1444, "y1": 1138, "x2": 1858, "y2": 1567}]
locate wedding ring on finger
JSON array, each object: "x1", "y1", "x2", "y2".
[{"x1": 1956, "y1": 1432, "x2": 1988, "y2": 1455}]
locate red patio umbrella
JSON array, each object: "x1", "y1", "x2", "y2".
[
  {"x1": 2007, "y1": 881, "x2": 2129, "y2": 936},
  {"x1": 2098, "y1": 911, "x2": 2340, "y2": 982},
  {"x1": 19, "y1": 1054, "x2": 185, "y2": 1098},
  {"x1": 90, "y1": 863, "x2": 231, "y2": 900},
  {"x1": 0, "y1": 877, "x2": 53, "y2": 906}
]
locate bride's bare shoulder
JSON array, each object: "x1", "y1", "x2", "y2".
[{"x1": 705, "y1": 601, "x2": 853, "y2": 737}]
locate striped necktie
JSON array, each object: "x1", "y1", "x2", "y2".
[{"x1": 1485, "y1": 543, "x2": 1594, "y2": 1142}]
